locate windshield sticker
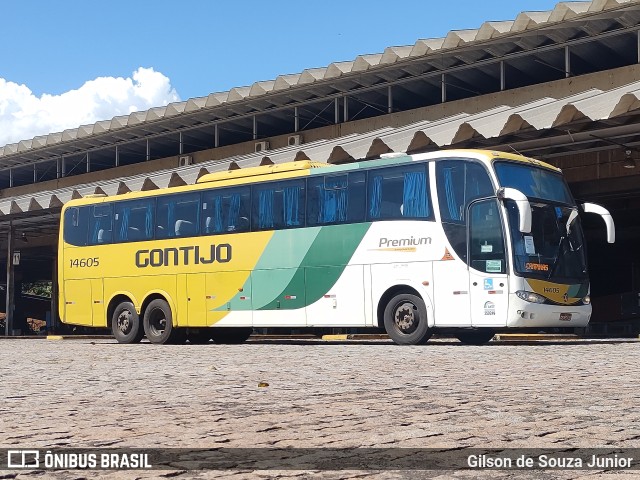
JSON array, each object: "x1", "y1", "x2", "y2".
[
  {"x1": 525, "y1": 262, "x2": 549, "y2": 272},
  {"x1": 481, "y1": 244, "x2": 493, "y2": 253},
  {"x1": 524, "y1": 236, "x2": 536, "y2": 254},
  {"x1": 484, "y1": 279, "x2": 494, "y2": 290},
  {"x1": 555, "y1": 207, "x2": 562, "y2": 218},
  {"x1": 486, "y1": 260, "x2": 502, "y2": 273}
]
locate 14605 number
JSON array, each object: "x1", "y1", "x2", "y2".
[{"x1": 70, "y1": 257, "x2": 100, "y2": 268}]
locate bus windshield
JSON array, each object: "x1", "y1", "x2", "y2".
[
  {"x1": 495, "y1": 161, "x2": 587, "y2": 282},
  {"x1": 494, "y1": 161, "x2": 574, "y2": 205}
]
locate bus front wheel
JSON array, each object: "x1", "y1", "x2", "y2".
[
  {"x1": 111, "y1": 301, "x2": 144, "y2": 344},
  {"x1": 383, "y1": 293, "x2": 432, "y2": 345},
  {"x1": 143, "y1": 299, "x2": 177, "y2": 344}
]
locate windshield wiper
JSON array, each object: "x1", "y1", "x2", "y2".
[{"x1": 547, "y1": 236, "x2": 565, "y2": 279}]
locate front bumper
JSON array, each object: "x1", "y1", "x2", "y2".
[{"x1": 506, "y1": 295, "x2": 591, "y2": 328}]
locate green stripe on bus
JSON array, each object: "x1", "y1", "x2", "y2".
[{"x1": 258, "y1": 222, "x2": 371, "y2": 310}]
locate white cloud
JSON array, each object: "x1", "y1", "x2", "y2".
[{"x1": 0, "y1": 67, "x2": 180, "y2": 147}]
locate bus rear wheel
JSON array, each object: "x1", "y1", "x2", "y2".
[
  {"x1": 456, "y1": 329, "x2": 495, "y2": 345},
  {"x1": 383, "y1": 293, "x2": 432, "y2": 345},
  {"x1": 143, "y1": 299, "x2": 178, "y2": 344},
  {"x1": 111, "y1": 301, "x2": 143, "y2": 344},
  {"x1": 210, "y1": 327, "x2": 252, "y2": 344}
]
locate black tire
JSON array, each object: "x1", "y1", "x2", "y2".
[
  {"x1": 187, "y1": 329, "x2": 212, "y2": 344},
  {"x1": 111, "y1": 301, "x2": 143, "y2": 344},
  {"x1": 143, "y1": 299, "x2": 176, "y2": 345},
  {"x1": 210, "y1": 327, "x2": 253, "y2": 344},
  {"x1": 456, "y1": 329, "x2": 495, "y2": 345},
  {"x1": 383, "y1": 293, "x2": 432, "y2": 345}
]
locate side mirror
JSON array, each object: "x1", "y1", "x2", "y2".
[
  {"x1": 582, "y1": 202, "x2": 615, "y2": 243},
  {"x1": 497, "y1": 187, "x2": 532, "y2": 233}
]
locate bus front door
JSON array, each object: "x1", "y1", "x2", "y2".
[{"x1": 468, "y1": 199, "x2": 509, "y2": 327}]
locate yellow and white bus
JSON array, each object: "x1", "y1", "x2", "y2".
[{"x1": 58, "y1": 149, "x2": 615, "y2": 345}]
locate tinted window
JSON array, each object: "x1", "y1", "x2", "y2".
[
  {"x1": 494, "y1": 161, "x2": 573, "y2": 205},
  {"x1": 252, "y1": 179, "x2": 305, "y2": 230},
  {"x1": 156, "y1": 192, "x2": 200, "y2": 239},
  {"x1": 307, "y1": 172, "x2": 366, "y2": 226},
  {"x1": 436, "y1": 160, "x2": 494, "y2": 223},
  {"x1": 367, "y1": 164, "x2": 432, "y2": 221},
  {"x1": 88, "y1": 204, "x2": 113, "y2": 245},
  {"x1": 114, "y1": 199, "x2": 154, "y2": 242},
  {"x1": 469, "y1": 199, "x2": 506, "y2": 273},
  {"x1": 63, "y1": 206, "x2": 90, "y2": 246},
  {"x1": 201, "y1": 186, "x2": 251, "y2": 234}
]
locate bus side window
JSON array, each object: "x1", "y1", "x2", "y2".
[
  {"x1": 367, "y1": 164, "x2": 431, "y2": 221},
  {"x1": 63, "y1": 206, "x2": 90, "y2": 246},
  {"x1": 436, "y1": 160, "x2": 494, "y2": 263},
  {"x1": 156, "y1": 192, "x2": 200, "y2": 239},
  {"x1": 308, "y1": 172, "x2": 366, "y2": 226},
  {"x1": 114, "y1": 199, "x2": 154, "y2": 242},
  {"x1": 252, "y1": 179, "x2": 305, "y2": 230},
  {"x1": 89, "y1": 204, "x2": 113, "y2": 245},
  {"x1": 201, "y1": 187, "x2": 251, "y2": 234}
]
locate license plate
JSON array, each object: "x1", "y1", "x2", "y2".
[{"x1": 559, "y1": 313, "x2": 572, "y2": 321}]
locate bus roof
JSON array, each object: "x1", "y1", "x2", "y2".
[
  {"x1": 61, "y1": 149, "x2": 559, "y2": 209},
  {"x1": 196, "y1": 160, "x2": 330, "y2": 184}
]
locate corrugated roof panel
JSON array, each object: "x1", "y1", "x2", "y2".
[
  {"x1": 184, "y1": 96, "x2": 207, "y2": 112},
  {"x1": 476, "y1": 21, "x2": 515, "y2": 40},
  {"x1": 17, "y1": 140, "x2": 33, "y2": 152},
  {"x1": 442, "y1": 29, "x2": 480, "y2": 49},
  {"x1": 205, "y1": 92, "x2": 229, "y2": 107},
  {"x1": 298, "y1": 68, "x2": 328, "y2": 84},
  {"x1": 93, "y1": 120, "x2": 112, "y2": 134},
  {"x1": 325, "y1": 62, "x2": 355, "y2": 79},
  {"x1": 273, "y1": 74, "x2": 302, "y2": 90},
  {"x1": 380, "y1": 46, "x2": 414, "y2": 64},
  {"x1": 127, "y1": 111, "x2": 147, "y2": 126},
  {"x1": 165, "y1": 101, "x2": 187, "y2": 116},
  {"x1": 110, "y1": 115, "x2": 129, "y2": 130},
  {"x1": 147, "y1": 106, "x2": 167, "y2": 121},
  {"x1": 61, "y1": 129, "x2": 78, "y2": 142},
  {"x1": 227, "y1": 86, "x2": 251, "y2": 102},
  {"x1": 549, "y1": 2, "x2": 593, "y2": 22},
  {"x1": 249, "y1": 81, "x2": 276, "y2": 97},
  {"x1": 353, "y1": 54, "x2": 384, "y2": 71}
]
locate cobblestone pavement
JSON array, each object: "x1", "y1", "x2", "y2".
[{"x1": 0, "y1": 337, "x2": 639, "y2": 479}]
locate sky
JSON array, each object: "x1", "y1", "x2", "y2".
[{"x1": 0, "y1": 0, "x2": 561, "y2": 147}]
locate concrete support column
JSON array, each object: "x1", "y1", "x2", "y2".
[
  {"x1": 441, "y1": 74, "x2": 447, "y2": 103},
  {"x1": 179, "y1": 132, "x2": 184, "y2": 155},
  {"x1": 294, "y1": 107, "x2": 299, "y2": 132},
  {"x1": 115, "y1": 146, "x2": 120, "y2": 167},
  {"x1": 5, "y1": 223, "x2": 14, "y2": 336},
  {"x1": 86, "y1": 152, "x2": 91, "y2": 173},
  {"x1": 565, "y1": 46, "x2": 571, "y2": 78},
  {"x1": 146, "y1": 139, "x2": 150, "y2": 161},
  {"x1": 343, "y1": 96, "x2": 349, "y2": 122},
  {"x1": 253, "y1": 116, "x2": 258, "y2": 140},
  {"x1": 334, "y1": 98, "x2": 340, "y2": 124},
  {"x1": 51, "y1": 254, "x2": 58, "y2": 333},
  {"x1": 214, "y1": 124, "x2": 219, "y2": 148},
  {"x1": 387, "y1": 86, "x2": 393, "y2": 114},
  {"x1": 500, "y1": 61, "x2": 506, "y2": 91}
]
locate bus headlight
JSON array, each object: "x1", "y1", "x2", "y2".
[
  {"x1": 582, "y1": 295, "x2": 591, "y2": 305},
  {"x1": 515, "y1": 290, "x2": 546, "y2": 304}
]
